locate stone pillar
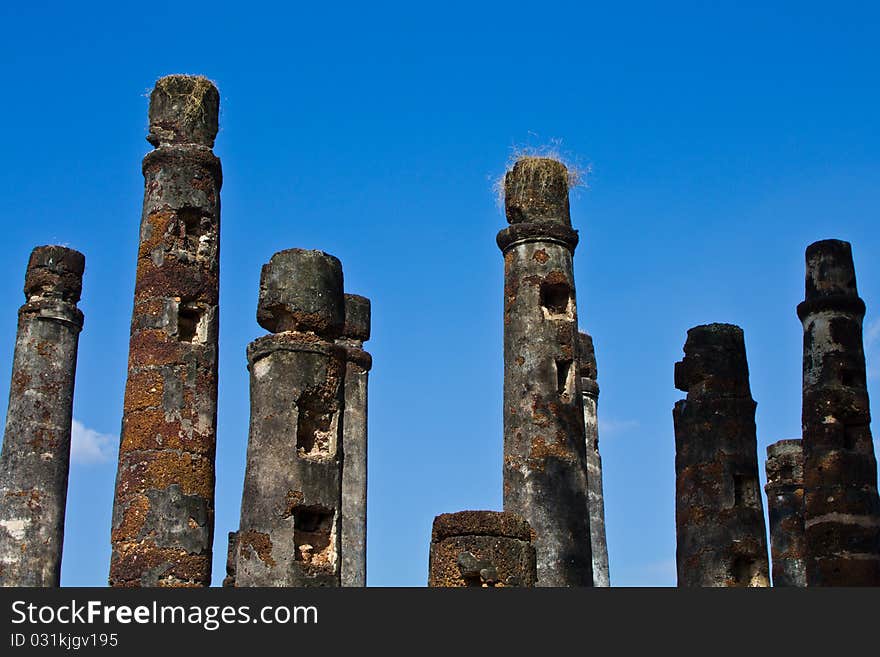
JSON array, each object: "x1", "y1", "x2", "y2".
[
  {"x1": 235, "y1": 249, "x2": 346, "y2": 587},
  {"x1": 0, "y1": 246, "x2": 84, "y2": 587},
  {"x1": 673, "y1": 323, "x2": 770, "y2": 587},
  {"x1": 339, "y1": 294, "x2": 371, "y2": 587},
  {"x1": 110, "y1": 75, "x2": 221, "y2": 587},
  {"x1": 764, "y1": 439, "x2": 806, "y2": 587},
  {"x1": 497, "y1": 157, "x2": 592, "y2": 587},
  {"x1": 222, "y1": 531, "x2": 238, "y2": 587},
  {"x1": 797, "y1": 239, "x2": 880, "y2": 585},
  {"x1": 428, "y1": 511, "x2": 537, "y2": 587},
  {"x1": 578, "y1": 331, "x2": 610, "y2": 587}
]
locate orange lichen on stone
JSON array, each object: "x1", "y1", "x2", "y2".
[{"x1": 239, "y1": 530, "x2": 276, "y2": 568}]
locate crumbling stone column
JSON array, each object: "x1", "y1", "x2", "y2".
[
  {"x1": 222, "y1": 531, "x2": 238, "y2": 587},
  {"x1": 797, "y1": 239, "x2": 880, "y2": 585},
  {"x1": 235, "y1": 249, "x2": 346, "y2": 587},
  {"x1": 0, "y1": 246, "x2": 84, "y2": 587},
  {"x1": 764, "y1": 439, "x2": 806, "y2": 587},
  {"x1": 428, "y1": 511, "x2": 537, "y2": 587},
  {"x1": 578, "y1": 332, "x2": 610, "y2": 587},
  {"x1": 110, "y1": 75, "x2": 222, "y2": 587},
  {"x1": 673, "y1": 323, "x2": 770, "y2": 587},
  {"x1": 338, "y1": 294, "x2": 371, "y2": 587},
  {"x1": 497, "y1": 157, "x2": 592, "y2": 587}
]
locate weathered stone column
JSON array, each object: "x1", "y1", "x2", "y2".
[
  {"x1": 235, "y1": 249, "x2": 346, "y2": 587},
  {"x1": 0, "y1": 246, "x2": 84, "y2": 587},
  {"x1": 428, "y1": 511, "x2": 537, "y2": 587},
  {"x1": 110, "y1": 75, "x2": 221, "y2": 587},
  {"x1": 764, "y1": 439, "x2": 806, "y2": 587},
  {"x1": 797, "y1": 239, "x2": 880, "y2": 585},
  {"x1": 497, "y1": 157, "x2": 592, "y2": 587},
  {"x1": 222, "y1": 531, "x2": 238, "y2": 587},
  {"x1": 578, "y1": 331, "x2": 610, "y2": 587},
  {"x1": 339, "y1": 294, "x2": 371, "y2": 587},
  {"x1": 673, "y1": 323, "x2": 770, "y2": 587}
]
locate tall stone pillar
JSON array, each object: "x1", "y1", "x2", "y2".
[
  {"x1": 497, "y1": 157, "x2": 592, "y2": 587},
  {"x1": 797, "y1": 239, "x2": 880, "y2": 585},
  {"x1": 673, "y1": 323, "x2": 770, "y2": 587},
  {"x1": 577, "y1": 332, "x2": 610, "y2": 587},
  {"x1": 428, "y1": 511, "x2": 537, "y2": 587},
  {"x1": 235, "y1": 249, "x2": 346, "y2": 587},
  {"x1": 110, "y1": 75, "x2": 221, "y2": 587},
  {"x1": 339, "y1": 294, "x2": 371, "y2": 587},
  {"x1": 0, "y1": 246, "x2": 84, "y2": 587},
  {"x1": 764, "y1": 439, "x2": 806, "y2": 587}
]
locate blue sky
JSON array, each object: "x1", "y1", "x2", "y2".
[{"x1": 1, "y1": 1, "x2": 878, "y2": 586}]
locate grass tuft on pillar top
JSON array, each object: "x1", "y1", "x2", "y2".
[{"x1": 493, "y1": 140, "x2": 591, "y2": 209}]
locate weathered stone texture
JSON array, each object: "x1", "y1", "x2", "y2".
[
  {"x1": 797, "y1": 239, "x2": 880, "y2": 585},
  {"x1": 498, "y1": 157, "x2": 593, "y2": 587},
  {"x1": 673, "y1": 323, "x2": 770, "y2": 587},
  {"x1": 339, "y1": 294, "x2": 371, "y2": 587},
  {"x1": 222, "y1": 531, "x2": 238, "y2": 587},
  {"x1": 578, "y1": 332, "x2": 610, "y2": 587},
  {"x1": 765, "y1": 439, "x2": 806, "y2": 587},
  {"x1": 0, "y1": 246, "x2": 84, "y2": 587},
  {"x1": 110, "y1": 75, "x2": 221, "y2": 587},
  {"x1": 428, "y1": 511, "x2": 537, "y2": 587},
  {"x1": 235, "y1": 249, "x2": 345, "y2": 586}
]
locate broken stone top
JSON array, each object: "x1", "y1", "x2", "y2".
[
  {"x1": 674, "y1": 323, "x2": 751, "y2": 398},
  {"x1": 147, "y1": 75, "x2": 220, "y2": 149},
  {"x1": 24, "y1": 245, "x2": 85, "y2": 303},
  {"x1": 765, "y1": 439, "x2": 804, "y2": 484},
  {"x1": 504, "y1": 157, "x2": 571, "y2": 226},
  {"x1": 342, "y1": 294, "x2": 371, "y2": 342},
  {"x1": 804, "y1": 239, "x2": 859, "y2": 300},
  {"x1": 431, "y1": 510, "x2": 533, "y2": 543},
  {"x1": 257, "y1": 248, "x2": 345, "y2": 337},
  {"x1": 577, "y1": 331, "x2": 597, "y2": 380}
]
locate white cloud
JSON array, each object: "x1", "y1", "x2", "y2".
[
  {"x1": 598, "y1": 418, "x2": 640, "y2": 436},
  {"x1": 70, "y1": 419, "x2": 115, "y2": 465}
]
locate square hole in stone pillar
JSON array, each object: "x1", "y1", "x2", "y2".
[
  {"x1": 540, "y1": 282, "x2": 572, "y2": 319},
  {"x1": 293, "y1": 507, "x2": 336, "y2": 571},
  {"x1": 177, "y1": 302, "x2": 208, "y2": 344}
]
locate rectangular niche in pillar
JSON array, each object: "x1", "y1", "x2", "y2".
[
  {"x1": 293, "y1": 506, "x2": 336, "y2": 572},
  {"x1": 176, "y1": 301, "x2": 209, "y2": 344},
  {"x1": 295, "y1": 391, "x2": 338, "y2": 460},
  {"x1": 540, "y1": 281, "x2": 573, "y2": 320}
]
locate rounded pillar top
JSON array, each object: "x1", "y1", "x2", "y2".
[
  {"x1": 257, "y1": 248, "x2": 345, "y2": 337},
  {"x1": 504, "y1": 157, "x2": 571, "y2": 226},
  {"x1": 577, "y1": 331, "x2": 597, "y2": 380},
  {"x1": 147, "y1": 75, "x2": 220, "y2": 148},
  {"x1": 765, "y1": 439, "x2": 803, "y2": 485},
  {"x1": 804, "y1": 239, "x2": 859, "y2": 300},
  {"x1": 342, "y1": 294, "x2": 371, "y2": 342},
  {"x1": 674, "y1": 323, "x2": 751, "y2": 396},
  {"x1": 431, "y1": 510, "x2": 533, "y2": 543},
  {"x1": 24, "y1": 245, "x2": 85, "y2": 303},
  {"x1": 766, "y1": 438, "x2": 803, "y2": 458}
]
